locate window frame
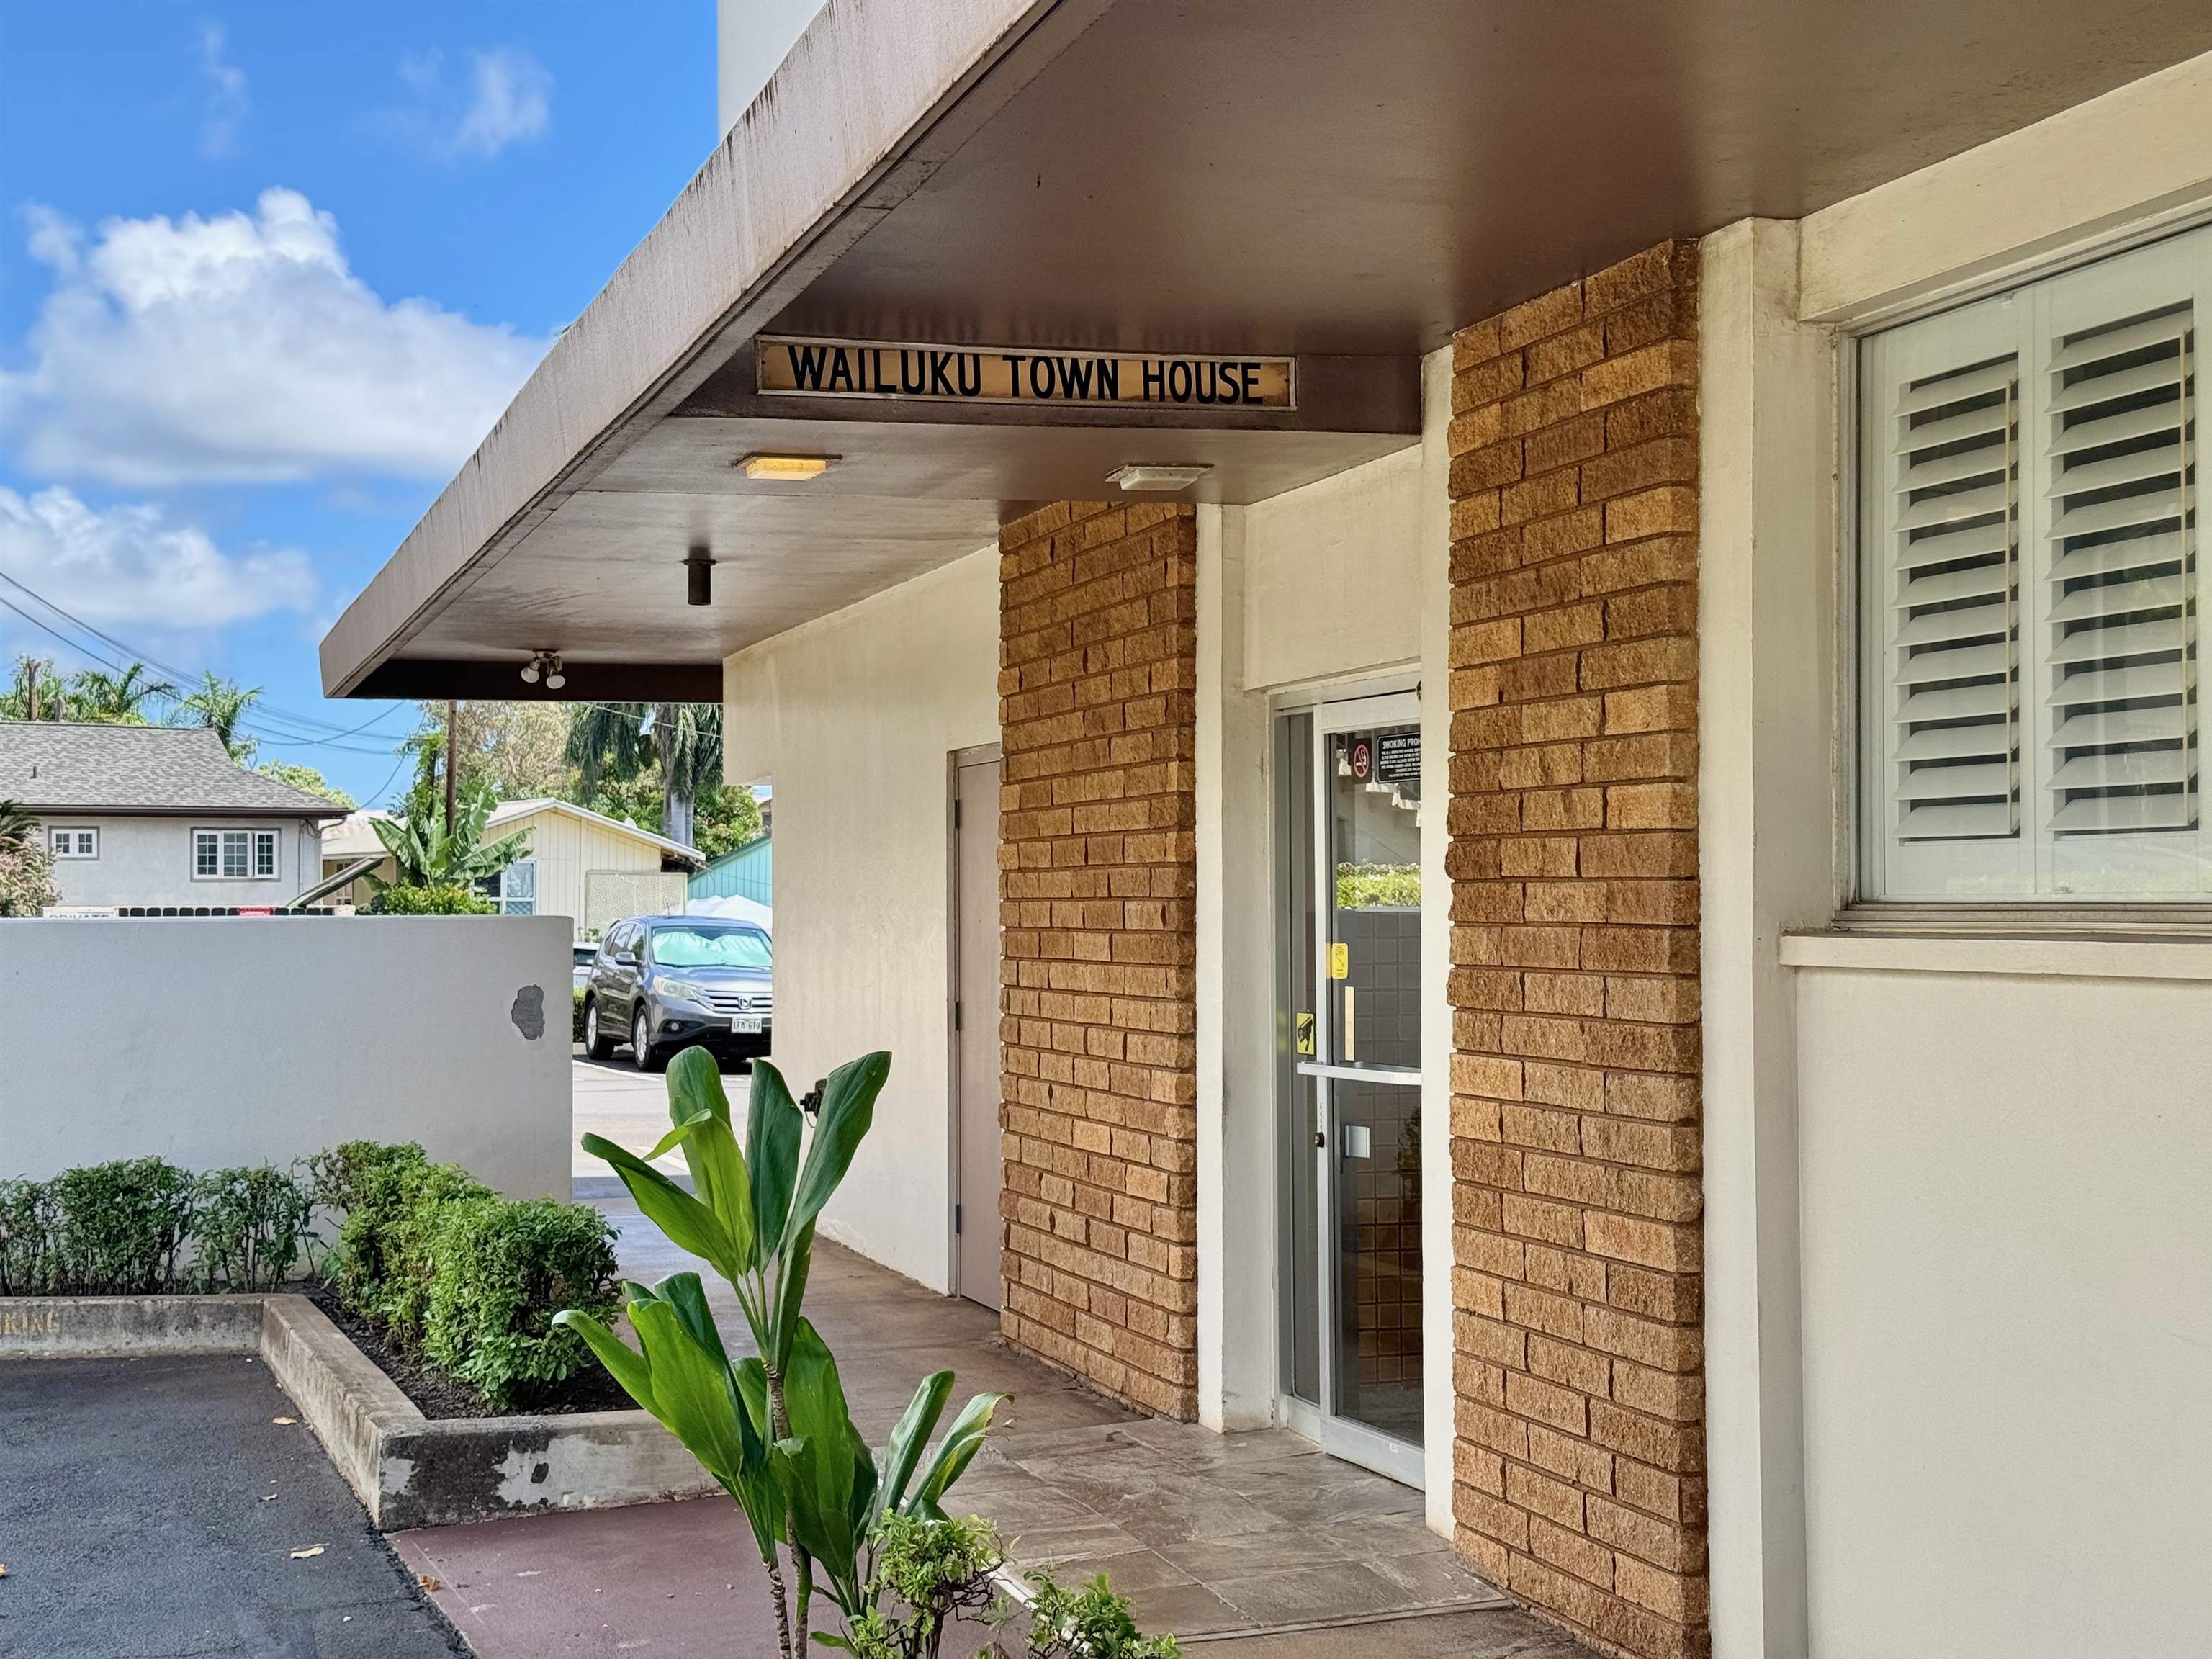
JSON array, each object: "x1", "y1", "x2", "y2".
[
  {"x1": 192, "y1": 826, "x2": 282, "y2": 882},
  {"x1": 48, "y1": 827, "x2": 99, "y2": 860},
  {"x1": 476, "y1": 856, "x2": 538, "y2": 915},
  {"x1": 1848, "y1": 221, "x2": 2212, "y2": 911}
]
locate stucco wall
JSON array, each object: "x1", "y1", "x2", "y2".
[
  {"x1": 1242, "y1": 444, "x2": 1424, "y2": 691},
  {"x1": 1789, "y1": 950, "x2": 2212, "y2": 1658},
  {"x1": 0, "y1": 916, "x2": 570, "y2": 1198},
  {"x1": 42, "y1": 816, "x2": 324, "y2": 909},
  {"x1": 721, "y1": 546, "x2": 999, "y2": 1291}
]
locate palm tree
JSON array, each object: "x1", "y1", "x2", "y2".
[
  {"x1": 565, "y1": 701, "x2": 722, "y2": 848},
  {"x1": 3, "y1": 656, "x2": 64, "y2": 722},
  {"x1": 176, "y1": 672, "x2": 262, "y2": 762},
  {"x1": 68, "y1": 662, "x2": 179, "y2": 724},
  {"x1": 0, "y1": 800, "x2": 37, "y2": 852}
]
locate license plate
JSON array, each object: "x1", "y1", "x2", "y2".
[{"x1": 729, "y1": 1015, "x2": 764, "y2": 1034}]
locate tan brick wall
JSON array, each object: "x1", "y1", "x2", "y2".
[
  {"x1": 1445, "y1": 242, "x2": 1709, "y2": 1659},
  {"x1": 997, "y1": 500, "x2": 1200, "y2": 1420}
]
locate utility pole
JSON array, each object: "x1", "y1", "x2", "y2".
[{"x1": 444, "y1": 699, "x2": 459, "y2": 830}]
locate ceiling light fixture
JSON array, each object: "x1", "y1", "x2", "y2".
[
  {"x1": 521, "y1": 650, "x2": 565, "y2": 690},
  {"x1": 1107, "y1": 463, "x2": 1211, "y2": 493},
  {"x1": 737, "y1": 452, "x2": 835, "y2": 481},
  {"x1": 685, "y1": 544, "x2": 714, "y2": 607}
]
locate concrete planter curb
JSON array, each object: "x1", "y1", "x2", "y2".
[{"x1": 0, "y1": 1294, "x2": 716, "y2": 1530}]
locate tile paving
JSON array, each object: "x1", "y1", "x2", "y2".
[{"x1": 396, "y1": 1063, "x2": 1592, "y2": 1656}]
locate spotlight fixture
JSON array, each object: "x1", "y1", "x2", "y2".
[
  {"x1": 1107, "y1": 462, "x2": 1211, "y2": 493},
  {"x1": 737, "y1": 452, "x2": 835, "y2": 481},
  {"x1": 521, "y1": 650, "x2": 566, "y2": 690},
  {"x1": 685, "y1": 544, "x2": 714, "y2": 607},
  {"x1": 519, "y1": 659, "x2": 540, "y2": 685}
]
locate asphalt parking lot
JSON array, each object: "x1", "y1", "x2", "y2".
[{"x1": 0, "y1": 1354, "x2": 462, "y2": 1659}]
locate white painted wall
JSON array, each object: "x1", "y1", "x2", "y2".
[
  {"x1": 1694, "y1": 52, "x2": 2212, "y2": 1657},
  {"x1": 721, "y1": 546, "x2": 999, "y2": 1290},
  {"x1": 0, "y1": 916, "x2": 570, "y2": 1199},
  {"x1": 1243, "y1": 444, "x2": 1424, "y2": 692},
  {"x1": 42, "y1": 816, "x2": 325, "y2": 910},
  {"x1": 1787, "y1": 948, "x2": 2212, "y2": 1659}
]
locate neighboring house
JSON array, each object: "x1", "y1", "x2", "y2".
[
  {"x1": 322, "y1": 797, "x2": 702, "y2": 934},
  {"x1": 688, "y1": 832, "x2": 770, "y2": 906},
  {"x1": 0, "y1": 721, "x2": 347, "y2": 910}
]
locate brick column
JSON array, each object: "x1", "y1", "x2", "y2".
[
  {"x1": 997, "y1": 500, "x2": 1199, "y2": 1421},
  {"x1": 1444, "y1": 243, "x2": 1709, "y2": 1659}
]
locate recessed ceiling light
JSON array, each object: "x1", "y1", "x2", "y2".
[
  {"x1": 737, "y1": 452, "x2": 836, "y2": 481},
  {"x1": 1107, "y1": 463, "x2": 1210, "y2": 493}
]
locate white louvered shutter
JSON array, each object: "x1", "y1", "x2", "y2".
[
  {"x1": 1884, "y1": 352, "x2": 2022, "y2": 843},
  {"x1": 2039, "y1": 302, "x2": 2197, "y2": 839}
]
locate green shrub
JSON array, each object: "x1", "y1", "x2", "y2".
[
  {"x1": 1333, "y1": 861, "x2": 1421, "y2": 909},
  {"x1": 573, "y1": 985, "x2": 588, "y2": 1042},
  {"x1": 371, "y1": 881, "x2": 496, "y2": 915},
  {"x1": 1020, "y1": 1570, "x2": 1181, "y2": 1658},
  {"x1": 50, "y1": 1158, "x2": 197, "y2": 1294},
  {"x1": 310, "y1": 1140, "x2": 431, "y2": 1315},
  {"x1": 0, "y1": 1178, "x2": 60, "y2": 1295},
  {"x1": 423, "y1": 1197, "x2": 619, "y2": 1408},
  {"x1": 192, "y1": 1165, "x2": 316, "y2": 1292},
  {"x1": 372, "y1": 1161, "x2": 495, "y2": 1348}
]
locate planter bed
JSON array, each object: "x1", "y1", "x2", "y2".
[
  {"x1": 0, "y1": 1294, "x2": 716, "y2": 1531},
  {"x1": 302, "y1": 1285, "x2": 631, "y2": 1419}
]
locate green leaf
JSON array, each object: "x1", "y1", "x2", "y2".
[
  {"x1": 667, "y1": 1044, "x2": 733, "y2": 1128},
  {"x1": 551, "y1": 1309, "x2": 652, "y2": 1409},
  {"x1": 649, "y1": 1069, "x2": 759, "y2": 1274},
  {"x1": 909, "y1": 1390, "x2": 1008, "y2": 1518},
  {"x1": 781, "y1": 1051, "x2": 889, "y2": 1255},
  {"x1": 876, "y1": 1370, "x2": 953, "y2": 1520},
  {"x1": 745, "y1": 1060, "x2": 803, "y2": 1255},
  {"x1": 580, "y1": 1133, "x2": 743, "y2": 1282},
  {"x1": 772, "y1": 1320, "x2": 877, "y2": 1617},
  {"x1": 765, "y1": 1217, "x2": 815, "y2": 1371},
  {"x1": 653, "y1": 1271, "x2": 729, "y2": 1367},
  {"x1": 629, "y1": 1297, "x2": 748, "y2": 1488}
]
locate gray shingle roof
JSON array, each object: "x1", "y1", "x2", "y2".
[{"x1": 0, "y1": 722, "x2": 348, "y2": 817}]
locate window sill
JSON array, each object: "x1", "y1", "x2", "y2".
[{"x1": 1780, "y1": 930, "x2": 2212, "y2": 981}]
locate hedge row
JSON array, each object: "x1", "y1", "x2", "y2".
[
  {"x1": 0, "y1": 1158, "x2": 313, "y2": 1298},
  {"x1": 1, "y1": 1145, "x2": 620, "y2": 1411}
]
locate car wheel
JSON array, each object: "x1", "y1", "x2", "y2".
[
  {"x1": 632, "y1": 1007, "x2": 665, "y2": 1073},
  {"x1": 583, "y1": 997, "x2": 616, "y2": 1061}
]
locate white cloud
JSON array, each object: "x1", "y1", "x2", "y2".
[
  {"x1": 454, "y1": 48, "x2": 552, "y2": 157},
  {"x1": 0, "y1": 486, "x2": 315, "y2": 631},
  {"x1": 387, "y1": 46, "x2": 552, "y2": 161},
  {"x1": 0, "y1": 189, "x2": 547, "y2": 486},
  {"x1": 197, "y1": 22, "x2": 249, "y2": 158}
]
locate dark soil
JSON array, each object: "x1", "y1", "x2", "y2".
[{"x1": 304, "y1": 1285, "x2": 633, "y2": 1420}]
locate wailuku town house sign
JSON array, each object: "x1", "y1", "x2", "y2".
[{"x1": 756, "y1": 335, "x2": 1296, "y2": 409}]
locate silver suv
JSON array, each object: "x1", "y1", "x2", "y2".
[{"x1": 580, "y1": 915, "x2": 773, "y2": 1072}]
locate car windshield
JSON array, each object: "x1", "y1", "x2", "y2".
[
  {"x1": 573, "y1": 946, "x2": 596, "y2": 965},
  {"x1": 647, "y1": 925, "x2": 771, "y2": 969}
]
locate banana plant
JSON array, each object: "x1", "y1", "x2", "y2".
[{"x1": 558, "y1": 1048, "x2": 1005, "y2": 1658}]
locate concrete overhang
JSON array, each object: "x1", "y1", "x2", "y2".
[{"x1": 320, "y1": 0, "x2": 2212, "y2": 701}]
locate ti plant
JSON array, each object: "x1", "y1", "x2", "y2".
[{"x1": 558, "y1": 1048, "x2": 1007, "y2": 1658}]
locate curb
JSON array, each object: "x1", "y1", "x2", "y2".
[{"x1": 0, "y1": 1295, "x2": 717, "y2": 1530}]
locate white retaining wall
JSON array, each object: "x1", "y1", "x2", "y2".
[{"x1": 0, "y1": 916, "x2": 571, "y2": 1198}]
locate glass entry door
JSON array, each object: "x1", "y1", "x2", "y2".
[{"x1": 1274, "y1": 693, "x2": 1424, "y2": 1486}]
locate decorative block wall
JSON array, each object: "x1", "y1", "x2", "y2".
[
  {"x1": 1444, "y1": 241, "x2": 1710, "y2": 1659},
  {"x1": 997, "y1": 500, "x2": 1200, "y2": 1420}
]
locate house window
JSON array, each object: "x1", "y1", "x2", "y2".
[
  {"x1": 476, "y1": 857, "x2": 537, "y2": 914},
  {"x1": 194, "y1": 828, "x2": 279, "y2": 880},
  {"x1": 49, "y1": 828, "x2": 97, "y2": 859},
  {"x1": 1858, "y1": 225, "x2": 2209, "y2": 901}
]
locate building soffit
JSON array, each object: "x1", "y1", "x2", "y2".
[{"x1": 320, "y1": 0, "x2": 2212, "y2": 701}]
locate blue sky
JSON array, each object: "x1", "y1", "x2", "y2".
[{"x1": 0, "y1": 1, "x2": 809, "y2": 805}]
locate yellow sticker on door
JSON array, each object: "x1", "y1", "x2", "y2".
[{"x1": 1328, "y1": 942, "x2": 1349, "y2": 980}]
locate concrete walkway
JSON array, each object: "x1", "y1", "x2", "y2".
[{"x1": 397, "y1": 1089, "x2": 1596, "y2": 1658}]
